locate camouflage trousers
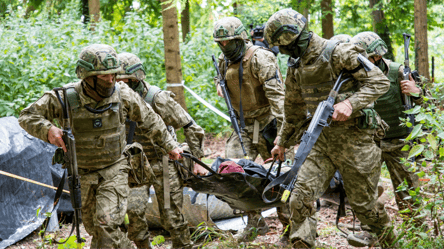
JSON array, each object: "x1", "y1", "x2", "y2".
[
  {"x1": 288, "y1": 126, "x2": 390, "y2": 247},
  {"x1": 150, "y1": 159, "x2": 191, "y2": 248},
  {"x1": 127, "y1": 185, "x2": 151, "y2": 248},
  {"x1": 80, "y1": 157, "x2": 134, "y2": 248},
  {"x1": 379, "y1": 138, "x2": 420, "y2": 216}
]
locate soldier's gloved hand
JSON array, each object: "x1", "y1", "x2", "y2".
[
  {"x1": 271, "y1": 145, "x2": 285, "y2": 161},
  {"x1": 216, "y1": 84, "x2": 224, "y2": 98},
  {"x1": 193, "y1": 163, "x2": 208, "y2": 176},
  {"x1": 48, "y1": 126, "x2": 67, "y2": 152},
  {"x1": 333, "y1": 99, "x2": 353, "y2": 122},
  {"x1": 168, "y1": 147, "x2": 183, "y2": 160},
  {"x1": 400, "y1": 74, "x2": 421, "y2": 96}
]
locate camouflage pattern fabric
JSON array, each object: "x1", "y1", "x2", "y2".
[
  {"x1": 265, "y1": 19, "x2": 393, "y2": 246},
  {"x1": 215, "y1": 42, "x2": 285, "y2": 129},
  {"x1": 76, "y1": 44, "x2": 121, "y2": 79},
  {"x1": 330, "y1": 34, "x2": 352, "y2": 43},
  {"x1": 288, "y1": 126, "x2": 390, "y2": 247},
  {"x1": 117, "y1": 52, "x2": 146, "y2": 81},
  {"x1": 264, "y1": 8, "x2": 307, "y2": 47},
  {"x1": 350, "y1": 31, "x2": 388, "y2": 58},
  {"x1": 127, "y1": 185, "x2": 152, "y2": 248},
  {"x1": 19, "y1": 80, "x2": 177, "y2": 248},
  {"x1": 213, "y1": 17, "x2": 248, "y2": 41},
  {"x1": 150, "y1": 159, "x2": 191, "y2": 248},
  {"x1": 79, "y1": 157, "x2": 134, "y2": 248},
  {"x1": 378, "y1": 139, "x2": 420, "y2": 215},
  {"x1": 277, "y1": 33, "x2": 390, "y2": 147},
  {"x1": 122, "y1": 79, "x2": 203, "y2": 248}
]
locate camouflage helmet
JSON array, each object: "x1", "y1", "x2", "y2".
[
  {"x1": 213, "y1": 17, "x2": 248, "y2": 42},
  {"x1": 330, "y1": 34, "x2": 352, "y2": 43},
  {"x1": 264, "y1": 9, "x2": 307, "y2": 47},
  {"x1": 75, "y1": 44, "x2": 121, "y2": 79},
  {"x1": 116, "y1": 52, "x2": 146, "y2": 81},
  {"x1": 350, "y1": 31, "x2": 388, "y2": 58}
]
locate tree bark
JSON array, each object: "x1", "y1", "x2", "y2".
[
  {"x1": 414, "y1": 0, "x2": 429, "y2": 79},
  {"x1": 161, "y1": 0, "x2": 188, "y2": 111},
  {"x1": 369, "y1": 0, "x2": 394, "y2": 61},
  {"x1": 88, "y1": 0, "x2": 100, "y2": 23},
  {"x1": 290, "y1": 0, "x2": 310, "y2": 30},
  {"x1": 181, "y1": 0, "x2": 190, "y2": 42},
  {"x1": 321, "y1": 0, "x2": 333, "y2": 39}
]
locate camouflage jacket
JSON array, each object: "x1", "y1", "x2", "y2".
[
  {"x1": 19, "y1": 81, "x2": 178, "y2": 163},
  {"x1": 277, "y1": 33, "x2": 390, "y2": 148},
  {"x1": 136, "y1": 80, "x2": 205, "y2": 159}
]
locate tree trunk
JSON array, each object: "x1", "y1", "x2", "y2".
[
  {"x1": 81, "y1": 0, "x2": 90, "y2": 24},
  {"x1": 290, "y1": 0, "x2": 310, "y2": 30},
  {"x1": 181, "y1": 0, "x2": 190, "y2": 42},
  {"x1": 369, "y1": 0, "x2": 394, "y2": 61},
  {"x1": 321, "y1": 0, "x2": 333, "y2": 39},
  {"x1": 88, "y1": 0, "x2": 100, "y2": 23},
  {"x1": 161, "y1": 0, "x2": 188, "y2": 111},
  {"x1": 414, "y1": 0, "x2": 429, "y2": 79}
]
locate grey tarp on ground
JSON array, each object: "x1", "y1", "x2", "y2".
[{"x1": 0, "y1": 116, "x2": 68, "y2": 248}]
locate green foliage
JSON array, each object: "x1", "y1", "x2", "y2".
[
  {"x1": 151, "y1": 235, "x2": 166, "y2": 246},
  {"x1": 395, "y1": 83, "x2": 444, "y2": 247},
  {"x1": 57, "y1": 235, "x2": 85, "y2": 249},
  {"x1": 191, "y1": 222, "x2": 231, "y2": 246}
]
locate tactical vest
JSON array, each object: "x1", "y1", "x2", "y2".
[
  {"x1": 224, "y1": 46, "x2": 271, "y2": 113},
  {"x1": 65, "y1": 82, "x2": 126, "y2": 169},
  {"x1": 373, "y1": 60, "x2": 409, "y2": 139},
  {"x1": 125, "y1": 85, "x2": 169, "y2": 160},
  {"x1": 295, "y1": 40, "x2": 359, "y2": 114}
]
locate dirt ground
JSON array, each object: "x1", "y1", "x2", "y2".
[{"x1": 7, "y1": 136, "x2": 433, "y2": 249}]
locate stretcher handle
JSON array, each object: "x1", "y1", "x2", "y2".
[{"x1": 180, "y1": 153, "x2": 219, "y2": 176}]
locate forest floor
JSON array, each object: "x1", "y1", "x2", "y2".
[{"x1": 7, "y1": 135, "x2": 433, "y2": 249}]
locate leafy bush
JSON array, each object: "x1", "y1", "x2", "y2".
[
  {"x1": 0, "y1": 3, "x2": 232, "y2": 134},
  {"x1": 395, "y1": 82, "x2": 444, "y2": 247}
]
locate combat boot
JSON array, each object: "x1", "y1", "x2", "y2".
[
  {"x1": 347, "y1": 231, "x2": 378, "y2": 247},
  {"x1": 233, "y1": 213, "x2": 269, "y2": 242}
]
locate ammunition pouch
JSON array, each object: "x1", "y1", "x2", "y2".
[
  {"x1": 357, "y1": 108, "x2": 378, "y2": 129},
  {"x1": 123, "y1": 142, "x2": 156, "y2": 188}
]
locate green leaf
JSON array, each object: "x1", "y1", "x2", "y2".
[
  {"x1": 124, "y1": 213, "x2": 129, "y2": 225},
  {"x1": 405, "y1": 124, "x2": 423, "y2": 141},
  {"x1": 399, "y1": 208, "x2": 411, "y2": 214},
  {"x1": 439, "y1": 147, "x2": 444, "y2": 158},
  {"x1": 404, "y1": 105, "x2": 421, "y2": 114},
  {"x1": 36, "y1": 207, "x2": 41, "y2": 217},
  {"x1": 417, "y1": 171, "x2": 425, "y2": 178},
  {"x1": 427, "y1": 133, "x2": 438, "y2": 151},
  {"x1": 401, "y1": 145, "x2": 410, "y2": 151},
  {"x1": 151, "y1": 235, "x2": 165, "y2": 246},
  {"x1": 57, "y1": 235, "x2": 85, "y2": 249},
  {"x1": 408, "y1": 144, "x2": 424, "y2": 159}
]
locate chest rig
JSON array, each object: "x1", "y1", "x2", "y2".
[
  {"x1": 373, "y1": 60, "x2": 409, "y2": 139},
  {"x1": 295, "y1": 40, "x2": 358, "y2": 114},
  {"x1": 224, "y1": 46, "x2": 271, "y2": 114},
  {"x1": 65, "y1": 83, "x2": 125, "y2": 169}
]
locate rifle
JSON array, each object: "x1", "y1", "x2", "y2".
[
  {"x1": 212, "y1": 54, "x2": 248, "y2": 159},
  {"x1": 402, "y1": 33, "x2": 415, "y2": 133},
  {"x1": 54, "y1": 87, "x2": 84, "y2": 248},
  {"x1": 262, "y1": 72, "x2": 351, "y2": 204}
]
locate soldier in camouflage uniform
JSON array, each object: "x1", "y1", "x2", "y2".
[
  {"x1": 330, "y1": 34, "x2": 352, "y2": 43},
  {"x1": 213, "y1": 17, "x2": 292, "y2": 243},
  {"x1": 117, "y1": 52, "x2": 206, "y2": 249},
  {"x1": 265, "y1": 9, "x2": 397, "y2": 248},
  {"x1": 18, "y1": 44, "x2": 182, "y2": 249},
  {"x1": 347, "y1": 31, "x2": 426, "y2": 245}
]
